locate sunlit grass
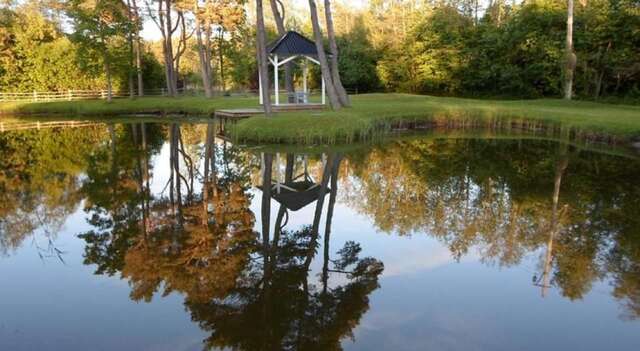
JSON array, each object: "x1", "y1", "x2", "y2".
[
  {"x1": 231, "y1": 94, "x2": 640, "y2": 144},
  {"x1": 0, "y1": 96, "x2": 257, "y2": 116},
  {"x1": 2, "y1": 93, "x2": 639, "y2": 144}
]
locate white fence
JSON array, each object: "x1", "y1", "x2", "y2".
[
  {"x1": 0, "y1": 88, "x2": 258, "y2": 102},
  {"x1": 0, "y1": 87, "x2": 361, "y2": 103},
  {"x1": 0, "y1": 90, "x2": 130, "y2": 102}
]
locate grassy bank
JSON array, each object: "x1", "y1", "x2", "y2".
[
  {"x1": 231, "y1": 94, "x2": 640, "y2": 144},
  {"x1": 0, "y1": 96, "x2": 257, "y2": 116},
  {"x1": 2, "y1": 94, "x2": 639, "y2": 145}
]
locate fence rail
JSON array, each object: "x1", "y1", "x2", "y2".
[
  {"x1": 0, "y1": 90, "x2": 130, "y2": 102},
  {"x1": 0, "y1": 87, "x2": 361, "y2": 103}
]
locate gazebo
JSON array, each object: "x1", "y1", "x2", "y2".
[{"x1": 261, "y1": 31, "x2": 325, "y2": 106}]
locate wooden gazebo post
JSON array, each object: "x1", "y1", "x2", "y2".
[{"x1": 274, "y1": 54, "x2": 279, "y2": 105}]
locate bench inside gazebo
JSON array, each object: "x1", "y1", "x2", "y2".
[{"x1": 260, "y1": 31, "x2": 326, "y2": 107}]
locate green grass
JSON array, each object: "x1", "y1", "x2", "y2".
[
  {"x1": 231, "y1": 94, "x2": 640, "y2": 144},
  {"x1": 0, "y1": 96, "x2": 257, "y2": 116},
  {"x1": 2, "y1": 94, "x2": 640, "y2": 145}
]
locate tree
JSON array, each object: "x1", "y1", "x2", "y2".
[
  {"x1": 193, "y1": 0, "x2": 214, "y2": 97},
  {"x1": 307, "y1": 0, "x2": 342, "y2": 109},
  {"x1": 0, "y1": 2, "x2": 111, "y2": 93},
  {"x1": 564, "y1": 0, "x2": 576, "y2": 99},
  {"x1": 269, "y1": 0, "x2": 294, "y2": 98},
  {"x1": 256, "y1": 0, "x2": 272, "y2": 115},
  {"x1": 146, "y1": 0, "x2": 192, "y2": 97},
  {"x1": 323, "y1": 0, "x2": 350, "y2": 106},
  {"x1": 125, "y1": 0, "x2": 144, "y2": 96},
  {"x1": 336, "y1": 16, "x2": 380, "y2": 93},
  {"x1": 67, "y1": 0, "x2": 131, "y2": 102}
]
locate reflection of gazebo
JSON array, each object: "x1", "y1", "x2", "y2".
[
  {"x1": 260, "y1": 155, "x2": 330, "y2": 212},
  {"x1": 261, "y1": 31, "x2": 326, "y2": 106}
]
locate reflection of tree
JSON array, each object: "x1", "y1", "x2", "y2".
[
  {"x1": 122, "y1": 179, "x2": 256, "y2": 303},
  {"x1": 607, "y1": 241, "x2": 640, "y2": 320},
  {"x1": 124, "y1": 123, "x2": 255, "y2": 304},
  {"x1": 80, "y1": 122, "x2": 255, "y2": 288},
  {"x1": 78, "y1": 128, "x2": 384, "y2": 349},
  {"x1": 79, "y1": 123, "x2": 163, "y2": 274},
  {"x1": 187, "y1": 152, "x2": 384, "y2": 350},
  {"x1": 344, "y1": 139, "x2": 550, "y2": 262},
  {"x1": 73, "y1": 128, "x2": 640, "y2": 329},
  {"x1": 0, "y1": 126, "x2": 105, "y2": 256},
  {"x1": 343, "y1": 138, "x2": 640, "y2": 319}
]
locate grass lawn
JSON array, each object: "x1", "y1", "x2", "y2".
[
  {"x1": 231, "y1": 94, "x2": 640, "y2": 144},
  {"x1": 2, "y1": 94, "x2": 639, "y2": 144},
  {"x1": 0, "y1": 96, "x2": 258, "y2": 116}
]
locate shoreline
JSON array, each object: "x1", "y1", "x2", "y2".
[{"x1": 2, "y1": 94, "x2": 639, "y2": 147}]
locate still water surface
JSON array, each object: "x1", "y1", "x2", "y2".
[{"x1": 1, "y1": 122, "x2": 639, "y2": 350}]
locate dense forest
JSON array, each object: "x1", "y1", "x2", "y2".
[{"x1": 1, "y1": 0, "x2": 639, "y2": 100}]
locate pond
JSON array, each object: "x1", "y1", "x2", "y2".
[{"x1": 1, "y1": 121, "x2": 639, "y2": 351}]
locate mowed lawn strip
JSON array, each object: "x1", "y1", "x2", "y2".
[
  {"x1": 231, "y1": 94, "x2": 640, "y2": 143},
  {"x1": 2, "y1": 94, "x2": 639, "y2": 144}
]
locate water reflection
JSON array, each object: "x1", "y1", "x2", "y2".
[
  {"x1": 342, "y1": 137, "x2": 640, "y2": 319},
  {"x1": 70, "y1": 123, "x2": 383, "y2": 349},
  {"x1": 1, "y1": 122, "x2": 639, "y2": 349}
]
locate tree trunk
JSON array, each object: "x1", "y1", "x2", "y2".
[
  {"x1": 126, "y1": 0, "x2": 135, "y2": 98},
  {"x1": 308, "y1": 0, "x2": 342, "y2": 109},
  {"x1": 541, "y1": 148, "x2": 568, "y2": 297},
  {"x1": 104, "y1": 58, "x2": 113, "y2": 103},
  {"x1": 171, "y1": 124, "x2": 183, "y2": 228},
  {"x1": 173, "y1": 12, "x2": 189, "y2": 95},
  {"x1": 194, "y1": 3, "x2": 213, "y2": 98},
  {"x1": 161, "y1": 0, "x2": 178, "y2": 96},
  {"x1": 133, "y1": 0, "x2": 143, "y2": 96},
  {"x1": 564, "y1": 0, "x2": 576, "y2": 100},
  {"x1": 594, "y1": 41, "x2": 612, "y2": 100},
  {"x1": 256, "y1": 0, "x2": 272, "y2": 115},
  {"x1": 304, "y1": 153, "x2": 334, "y2": 269},
  {"x1": 594, "y1": 70, "x2": 605, "y2": 100},
  {"x1": 261, "y1": 153, "x2": 273, "y2": 249},
  {"x1": 204, "y1": 25, "x2": 214, "y2": 90},
  {"x1": 218, "y1": 29, "x2": 225, "y2": 92},
  {"x1": 322, "y1": 155, "x2": 341, "y2": 294},
  {"x1": 323, "y1": 0, "x2": 350, "y2": 107},
  {"x1": 269, "y1": 0, "x2": 294, "y2": 99}
]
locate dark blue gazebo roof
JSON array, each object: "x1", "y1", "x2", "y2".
[{"x1": 267, "y1": 31, "x2": 318, "y2": 57}]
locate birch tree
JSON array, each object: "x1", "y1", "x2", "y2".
[{"x1": 564, "y1": 0, "x2": 576, "y2": 100}]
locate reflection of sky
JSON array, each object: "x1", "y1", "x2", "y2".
[
  {"x1": 2, "y1": 139, "x2": 640, "y2": 351},
  {"x1": 251, "y1": 182, "x2": 640, "y2": 351},
  {"x1": 0, "y1": 207, "x2": 206, "y2": 351}
]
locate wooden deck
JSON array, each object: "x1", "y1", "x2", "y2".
[{"x1": 214, "y1": 103, "x2": 325, "y2": 119}]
